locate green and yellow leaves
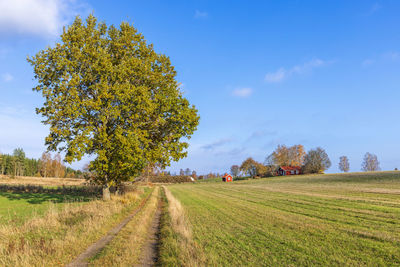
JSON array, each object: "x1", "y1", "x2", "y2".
[{"x1": 28, "y1": 15, "x2": 199, "y2": 186}]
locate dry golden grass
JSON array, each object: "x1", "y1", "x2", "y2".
[
  {"x1": 0, "y1": 188, "x2": 149, "y2": 267},
  {"x1": 89, "y1": 187, "x2": 160, "y2": 266},
  {"x1": 0, "y1": 175, "x2": 85, "y2": 186}
]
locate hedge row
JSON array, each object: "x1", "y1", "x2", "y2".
[
  {"x1": 141, "y1": 175, "x2": 194, "y2": 184},
  {"x1": 0, "y1": 183, "x2": 137, "y2": 196}
]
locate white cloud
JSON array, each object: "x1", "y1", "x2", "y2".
[
  {"x1": 1, "y1": 72, "x2": 13, "y2": 82},
  {"x1": 232, "y1": 87, "x2": 252, "y2": 98},
  {"x1": 265, "y1": 58, "x2": 326, "y2": 83},
  {"x1": 0, "y1": 0, "x2": 88, "y2": 38},
  {"x1": 194, "y1": 10, "x2": 208, "y2": 19},
  {"x1": 265, "y1": 68, "x2": 286, "y2": 83}
]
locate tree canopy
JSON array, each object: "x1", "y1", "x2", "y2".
[
  {"x1": 28, "y1": 15, "x2": 199, "y2": 197},
  {"x1": 230, "y1": 165, "x2": 240, "y2": 177},
  {"x1": 240, "y1": 157, "x2": 266, "y2": 178},
  {"x1": 339, "y1": 156, "x2": 350, "y2": 172},
  {"x1": 302, "y1": 147, "x2": 331, "y2": 174},
  {"x1": 266, "y1": 144, "x2": 305, "y2": 167},
  {"x1": 362, "y1": 152, "x2": 380, "y2": 172}
]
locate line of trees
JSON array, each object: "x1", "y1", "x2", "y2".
[
  {"x1": 0, "y1": 148, "x2": 38, "y2": 177},
  {"x1": 266, "y1": 144, "x2": 331, "y2": 174},
  {"x1": 231, "y1": 145, "x2": 384, "y2": 178},
  {"x1": 0, "y1": 149, "x2": 82, "y2": 178},
  {"x1": 230, "y1": 144, "x2": 332, "y2": 178}
]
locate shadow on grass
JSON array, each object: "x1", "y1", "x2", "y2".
[{"x1": 0, "y1": 191, "x2": 96, "y2": 204}]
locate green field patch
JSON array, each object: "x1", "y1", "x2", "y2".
[{"x1": 0, "y1": 191, "x2": 96, "y2": 225}]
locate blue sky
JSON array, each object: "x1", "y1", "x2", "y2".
[{"x1": 0, "y1": 0, "x2": 400, "y2": 174}]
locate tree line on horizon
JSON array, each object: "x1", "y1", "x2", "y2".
[
  {"x1": 230, "y1": 144, "x2": 382, "y2": 178},
  {"x1": 0, "y1": 149, "x2": 82, "y2": 178}
]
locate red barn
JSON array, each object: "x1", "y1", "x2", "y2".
[
  {"x1": 277, "y1": 166, "x2": 301, "y2": 176},
  {"x1": 222, "y1": 173, "x2": 233, "y2": 182}
]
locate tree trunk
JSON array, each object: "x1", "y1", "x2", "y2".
[{"x1": 102, "y1": 184, "x2": 111, "y2": 200}]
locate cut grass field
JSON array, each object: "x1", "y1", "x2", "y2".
[{"x1": 166, "y1": 171, "x2": 400, "y2": 266}]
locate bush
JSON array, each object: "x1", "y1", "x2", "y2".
[{"x1": 233, "y1": 176, "x2": 249, "y2": 181}]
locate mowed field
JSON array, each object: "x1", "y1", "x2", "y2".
[{"x1": 167, "y1": 172, "x2": 400, "y2": 266}]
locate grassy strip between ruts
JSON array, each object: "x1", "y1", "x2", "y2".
[
  {"x1": 167, "y1": 171, "x2": 400, "y2": 266},
  {"x1": 158, "y1": 186, "x2": 205, "y2": 266},
  {"x1": 89, "y1": 186, "x2": 160, "y2": 266},
  {"x1": 0, "y1": 186, "x2": 153, "y2": 267}
]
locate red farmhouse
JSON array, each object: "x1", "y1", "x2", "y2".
[
  {"x1": 277, "y1": 166, "x2": 301, "y2": 176},
  {"x1": 222, "y1": 173, "x2": 233, "y2": 182}
]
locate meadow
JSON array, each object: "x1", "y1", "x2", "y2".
[
  {"x1": 0, "y1": 175, "x2": 85, "y2": 186},
  {"x1": 1, "y1": 172, "x2": 399, "y2": 266},
  {"x1": 166, "y1": 171, "x2": 400, "y2": 266},
  {"x1": 0, "y1": 191, "x2": 95, "y2": 225},
  {"x1": 0, "y1": 181, "x2": 152, "y2": 266}
]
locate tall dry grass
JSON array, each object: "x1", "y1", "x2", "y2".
[
  {"x1": 159, "y1": 186, "x2": 205, "y2": 266},
  {"x1": 0, "y1": 175, "x2": 85, "y2": 186},
  {"x1": 0, "y1": 189, "x2": 147, "y2": 267}
]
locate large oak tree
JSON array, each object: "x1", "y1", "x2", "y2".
[{"x1": 28, "y1": 15, "x2": 199, "y2": 199}]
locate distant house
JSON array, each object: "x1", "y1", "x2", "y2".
[
  {"x1": 277, "y1": 166, "x2": 301, "y2": 176},
  {"x1": 222, "y1": 173, "x2": 233, "y2": 182}
]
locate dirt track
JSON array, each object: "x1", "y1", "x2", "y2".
[
  {"x1": 66, "y1": 192, "x2": 154, "y2": 267},
  {"x1": 135, "y1": 199, "x2": 162, "y2": 266}
]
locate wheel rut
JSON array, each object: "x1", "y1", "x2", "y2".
[
  {"x1": 66, "y1": 192, "x2": 153, "y2": 267},
  {"x1": 134, "y1": 198, "x2": 162, "y2": 267}
]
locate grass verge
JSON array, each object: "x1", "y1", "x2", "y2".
[
  {"x1": 158, "y1": 186, "x2": 205, "y2": 266},
  {"x1": 0, "y1": 186, "x2": 152, "y2": 266}
]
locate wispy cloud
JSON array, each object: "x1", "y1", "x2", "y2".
[
  {"x1": 1, "y1": 72, "x2": 13, "y2": 82},
  {"x1": 262, "y1": 139, "x2": 282, "y2": 149},
  {"x1": 383, "y1": 51, "x2": 400, "y2": 61},
  {"x1": 0, "y1": 0, "x2": 89, "y2": 38},
  {"x1": 368, "y1": 3, "x2": 382, "y2": 15},
  {"x1": 362, "y1": 59, "x2": 374, "y2": 67},
  {"x1": 265, "y1": 58, "x2": 326, "y2": 83},
  {"x1": 194, "y1": 10, "x2": 208, "y2": 19},
  {"x1": 247, "y1": 130, "x2": 277, "y2": 142},
  {"x1": 232, "y1": 87, "x2": 252, "y2": 98},
  {"x1": 201, "y1": 138, "x2": 232, "y2": 150}
]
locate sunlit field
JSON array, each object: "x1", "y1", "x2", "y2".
[
  {"x1": 0, "y1": 191, "x2": 95, "y2": 225},
  {"x1": 167, "y1": 172, "x2": 400, "y2": 266}
]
